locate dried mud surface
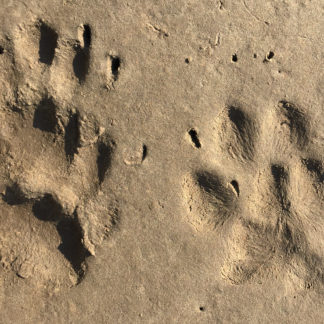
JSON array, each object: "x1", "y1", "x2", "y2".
[{"x1": 0, "y1": 0, "x2": 323, "y2": 323}]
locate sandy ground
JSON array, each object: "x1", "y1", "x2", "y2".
[{"x1": 0, "y1": 0, "x2": 323, "y2": 323}]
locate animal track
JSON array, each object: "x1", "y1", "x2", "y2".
[
  {"x1": 0, "y1": 20, "x2": 118, "y2": 289},
  {"x1": 8, "y1": 19, "x2": 121, "y2": 100},
  {"x1": 184, "y1": 102, "x2": 324, "y2": 289},
  {"x1": 0, "y1": 99, "x2": 116, "y2": 287}
]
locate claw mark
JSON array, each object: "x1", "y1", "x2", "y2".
[
  {"x1": 230, "y1": 180, "x2": 240, "y2": 197},
  {"x1": 142, "y1": 145, "x2": 148, "y2": 162},
  {"x1": 188, "y1": 128, "x2": 201, "y2": 148}
]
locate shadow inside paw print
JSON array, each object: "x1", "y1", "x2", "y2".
[
  {"x1": 32, "y1": 195, "x2": 90, "y2": 281},
  {"x1": 184, "y1": 102, "x2": 324, "y2": 290},
  {"x1": 33, "y1": 97, "x2": 58, "y2": 132},
  {"x1": 73, "y1": 24, "x2": 91, "y2": 83},
  {"x1": 38, "y1": 21, "x2": 58, "y2": 65}
]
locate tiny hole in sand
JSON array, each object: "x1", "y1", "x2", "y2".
[
  {"x1": 267, "y1": 51, "x2": 274, "y2": 60},
  {"x1": 253, "y1": 53, "x2": 257, "y2": 58},
  {"x1": 0, "y1": 46, "x2": 4, "y2": 54},
  {"x1": 199, "y1": 306, "x2": 205, "y2": 312},
  {"x1": 232, "y1": 54, "x2": 238, "y2": 62},
  {"x1": 188, "y1": 129, "x2": 201, "y2": 148},
  {"x1": 185, "y1": 58, "x2": 190, "y2": 64}
]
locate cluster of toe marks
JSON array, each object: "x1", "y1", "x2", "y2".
[
  {"x1": 6, "y1": 18, "x2": 121, "y2": 96},
  {"x1": 38, "y1": 20, "x2": 121, "y2": 86},
  {"x1": 0, "y1": 98, "x2": 117, "y2": 287},
  {"x1": 185, "y1": 101, "x2": 324, "y2": 288},
  {"x1": 0, "y1": 20, "x2": 120, "y2": 288}
]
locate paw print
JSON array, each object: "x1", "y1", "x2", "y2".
[
  {"x1": 184, "y1": 101, "x2": 324, "y2": 289},
  {"x1": 0, "y1": 19, "x2": 119, "y2": 289}
]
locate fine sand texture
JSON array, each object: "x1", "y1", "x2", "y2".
[{"x1": 0, "y1": 0, "x2": 323, "y2": 323}]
